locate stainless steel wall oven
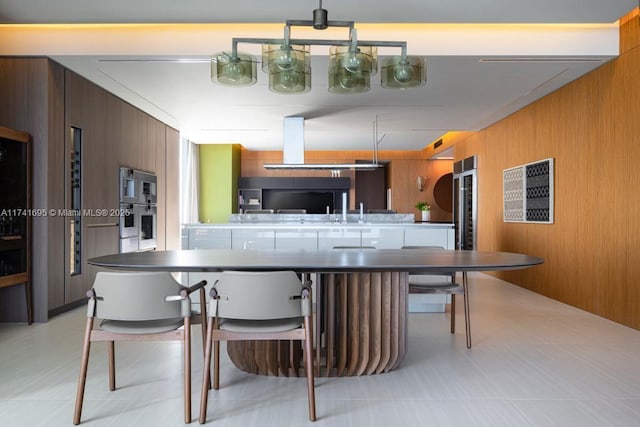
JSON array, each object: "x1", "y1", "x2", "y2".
[{"x1": 118, "y1": 167, "x2": 157, "y2": 253}]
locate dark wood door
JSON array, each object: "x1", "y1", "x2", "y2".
[{"x1": 355, "y1": 163, "x2": 387, "y2": 210}]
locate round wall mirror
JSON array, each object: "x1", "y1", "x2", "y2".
[{"x1": 433, "y1": 172, "x2": 453, "y2": 213}]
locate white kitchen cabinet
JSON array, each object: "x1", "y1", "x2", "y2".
[
  {"x1": 361, "y1": 227, "x2": 404, "y2": 248},
  {"x1": 403, "y1": 227, "x2": 454, "y2": 249},
  {"x1": 184, "y1": 227, "x2": 231, "y2": 249},
  {"x1": 275, "y1": 228, "x2": 318, "y2": 249},
  {"x1": 317, "y1": 227, "x2": 361, "y2": 249},
  {"x1": 231, "y1": 228, "x2": 275, "y2": 249}
]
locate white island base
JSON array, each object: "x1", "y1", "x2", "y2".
[{"x1": 182, "y1": 221, "x2": 455, "y2": 314}]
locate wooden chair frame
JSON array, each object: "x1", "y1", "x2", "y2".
[
  {"x1": 403, "y1": 246, "x2": 472, "y2": 348},
  {"x1": 73, "y1": 278, "x2": 207, "y2": 425},
  {"x1": 199, "y1": 276, "x2": 316, "y2": 424}
]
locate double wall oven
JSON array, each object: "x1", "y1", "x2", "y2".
[{"x1": 119, "y1": 167, "x2": 157, "y2": 253}]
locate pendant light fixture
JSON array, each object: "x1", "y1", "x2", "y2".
[
  {"x1": 211, "y1": 0, "x2": 426, "y2": 94},
  {"x1": 261, "y1": 29, "x2": 312, "y2": 94},
  {"x1": 381, "y1": 55, "x2": 426, "y2": 89},
  {"x1": 327, "y1": 32, "x2": 377, "y2": 94},
  {"x1": 211, "y1": 52, "x2": 257, "y2": 86}
]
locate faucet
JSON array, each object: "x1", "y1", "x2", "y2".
[
  {"x1": 342, "y1": 192, "x2": 347, "y2": 223},
  {"x1": 359, "y1": 202, "x2": 364, "y2": 223}
]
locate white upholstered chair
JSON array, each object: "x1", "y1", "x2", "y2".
[
  {"x1": 199, "y1": 270, "x2": 316, "y2": 423},
  {"x1": 73, "y1": 271, "x2": 207, "y2": 425}
]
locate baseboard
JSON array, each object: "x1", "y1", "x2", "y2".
[{"x1": 48, "y1": 298, "x2": 86, "y2": 318}]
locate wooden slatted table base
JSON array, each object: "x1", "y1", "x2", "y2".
[{"x1": 226, "y1": 272, "x2": 408, "y2": 377}]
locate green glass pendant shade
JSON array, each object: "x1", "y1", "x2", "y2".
[{"x1": 211, "y1": 52, "x2": 258, "y2": 86}]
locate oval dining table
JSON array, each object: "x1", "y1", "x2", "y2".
[{"x1": 89, "y1": 248, "x2": 543, "y2": 377}]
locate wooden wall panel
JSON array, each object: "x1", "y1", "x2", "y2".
[
  {"x1": 64, "y1": 71, "x2": 177, "y2": 304},
  {"x1": 0, "y1": 58, "x2": 64, "y2": 322},
  {"x1": 119, "y1": 102, "x2": 138, "y2": 169},
  {"x1": 104, "y1": 93, "x2": 122, "y2": 211},
  {"x1": 46, "y1": 60, "x2": 66, "y2": 314},
  {"x1": 240, "y1": 150, "x2": 452, "y2": 215},
  {"x1": 155, "y1": 120, "x2": 167, "y2": 251},
  {"x1": 388, "y1": 158, "x2": 453, "y2": 221},
  {"x1": 1, "y1": 58, "x2": 180, "y2": 321},
  {"x1": 454, "y1": 11, "x2": 640, "y2": 330},
  {"x1": 164, "y1": 126, "x2": 181, "y2": 250},
  {"x1": 64, "y1": 70, "x2": 93, "y2": 303}
]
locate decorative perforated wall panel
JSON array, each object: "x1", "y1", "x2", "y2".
[{"x1": 503, "y1": 158, "x2": 554, "y2": 224}]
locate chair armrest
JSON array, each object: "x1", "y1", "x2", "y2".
[
  {"x1": 207, "y1": 287, "x2": 219, "y2": 318},
  {"x1": 161, "y1": 282, "x2": 208, "y2": 317},
  {"x1": 168, "y1": 280, "x2": 208, "y2": 301},
  {"x1": 300, "y1": 284, "x2": 312, "y2": 317},
  {"x1": 86, "y1": 289, "x2": 97, "y2": 318},
  {"x1": 179, "y1": 280, "x2": 208, "y2": 296}
]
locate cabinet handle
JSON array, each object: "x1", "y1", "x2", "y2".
[
  {"x1": 87, "y1": 223, "x2": 118, "y2": 228},
  {"x1": 0, "y1": 235, "x2": 23, "y2": 241}
]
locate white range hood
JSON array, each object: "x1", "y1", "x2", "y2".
[{"x1": 263, "y1": 117, "x2": 381, "y2": 171}]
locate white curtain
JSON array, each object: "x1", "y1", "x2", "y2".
[{"x1": 181, "y1": 139, "x2": 199, "y2": 224}]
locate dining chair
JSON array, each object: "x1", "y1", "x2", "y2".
[
  {"x1": 276, "y1": 209, "x2": 307, "y2": 214},
  {"x1": 333, "y1": 209, "x2": 360, "y2": 214},
  {"x1": 402, "y1": 246, "x2": 471, "y2": 348},
  {"x1": 73, "y1": 271, "x2": 207, "y2": 425},
  {"x1": 366, "y1": 209, "x2": 397, "y2": 214},
  {"x1": 199, "y1": 270, "x2": 316, "y2": 423}
]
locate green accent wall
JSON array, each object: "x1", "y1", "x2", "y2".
[{"x1": 198, "y1": 144, "x2": 240, "y2": 223}]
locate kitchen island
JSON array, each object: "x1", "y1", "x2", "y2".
[
  {"x1": 182, "y1": 218, "x2": 455, "y2": 313},
  {"x1": 182, "y1": 218, "x2": 454, "y2": 250}
]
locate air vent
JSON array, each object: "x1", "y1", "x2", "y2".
[
  {"x1": 454, "y1": 155, "x2": 477, "y2": 174},
  {"x1": 479, "y1": 57, "x2": 607, "y2": 63}
]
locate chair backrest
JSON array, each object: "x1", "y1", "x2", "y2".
[
  {"x1": 91, "y1": 271, "x2": 185, "y2": 321},
  {"x1": 367, "y1": 209, "x2": 396, "y2": 214},
  {"x1": 213, "y1": 271, "x2": 304, "y2": 320},
  {"x1": 244, "y1": 209, "x2": 274, "y2": 214},
  {"x1": 401, "y1": 245, "x2": 445, "y2": 250},
  {"x1": 401, "y1": 246, "x2": 455, "y2": 279},
  {"x1": 277, "y1": 209, "x2": 307, "y2": 214}
]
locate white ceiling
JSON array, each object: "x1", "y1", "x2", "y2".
[{"x1": 1, "y1": 0, "x2": 637, "y2": 152}]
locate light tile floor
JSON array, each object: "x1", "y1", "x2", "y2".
[{"x1": 1, "y1": 273, "x2": 640, "y2": 426}]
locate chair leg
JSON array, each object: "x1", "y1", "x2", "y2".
[
  {"x1": 315, "y1": 275, "x2": 323, "y2": 377},
  {"x1": 462, "y1": 272, "x2": 471, "y2": 348},
  {"x1": 184, "y1": 317, "x2": 192, "y2": 424},
  {"x1": 198, "y1": 287, "x2": 211, "y2": 390},
  {"x1": 24, "y1": 281, "x2": 33, "y2": 325},
  {"x1": 199, "y1": 287, "x2": 207, "y2": 351},
  {"x1": 213, "y1": 339, "x2": 220, "y2": 390},
  {"x1": 304, "y1": 316, "x2": 317, "y2": 422},
  {"x1": 73, "y1": 317, "x2": 94, "y2": 425},
  {"x1": 199, "y1": 316, "x2": 215, "y2": 424},
  {"x1": 213, "y1": 318, "x2": 220, "y2": 390},
  {"x1": 108, "y1": 341, "x2": 115, "y2": 391},
  {"x1": 450, "y1": 294, "x2": 456, "y2": 334}
]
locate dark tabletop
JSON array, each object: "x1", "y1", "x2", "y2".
[{"x1": 88, "y1": 249, "x2": 544, "y2": 274}]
